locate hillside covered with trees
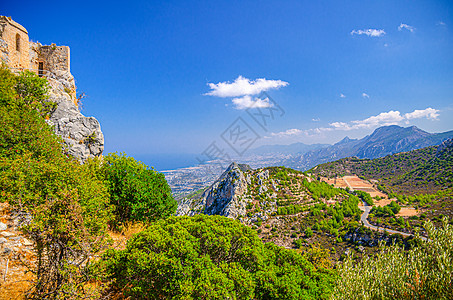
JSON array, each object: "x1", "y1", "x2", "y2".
[{"x1": 310, "y1": 141, "x2": 453, "y2": 195}]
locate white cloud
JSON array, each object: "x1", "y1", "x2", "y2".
[
  {"x1": 437, "y1": 21, "x2": 446, "y2": 26},
  {"x1": 398, "y1": 23, "x2": 415, "y2": 32},
  {"x1": 404, "y1": 107, "x2": 439, "y2": 120},
  {"x1": 330, "y1": 121, "x2": 351, "y2": 130},
  {"x1": 326, "y1": 108, "x2": 438, "y2": 131},
  {"x1": 362, "y1": 93, "x2": 370, "y2": 99},
  {"x1": 270, "y1": 128, "x2": 302, "y2": 137},
  {"x1": 267, "y1": 107, "x2": 440, "y2": 138},
  {"x1": 349, "y1": 110, "x2": 404, "y2": 129},
  {"x1": 205, "y1": 76, "x2": 289, "y2": 98},
  {"x1": 231, "y1": 95, "x2": 273, "y2": 110},
  {"x1": 312, "y1": 118, "x2": 321, "y2": 122},
  {"x1": 351, "y1": 29, "x2": 386, "y2": 37},
  {"x1": 340, "y1": 93, "x2": 346, "y2": 98}
]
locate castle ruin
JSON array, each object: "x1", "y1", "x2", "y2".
[
  {"x1": 0, "y1": 16, "x2": 75, "y2": 98},
  {"x1": 0, "y1": 16, "x2": 104, "y2": 162}
]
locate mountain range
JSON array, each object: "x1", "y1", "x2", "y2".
[
  {"x1": 166, "y1": 125, "x2": 453, "y2": 196},
  {"x1": 278, "y1": 125, "x2": 453, "y2": 170},
  {"x1": 249, "y1": 142, "x2": 329, "y2": 155}
]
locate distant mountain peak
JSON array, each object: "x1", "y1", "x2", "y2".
[
  {"x1": 283, "y1": 125, "x2": 453, "y2": 171},
  {"x1": 335, "y1": 136, "x2": 356, "y2": 145},
  {"x1": 366, "y1": 125, "x2": 430, "y2": 142}
]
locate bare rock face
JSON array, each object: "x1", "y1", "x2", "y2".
[
  {"x1": 203, "y1": 162, "x2": 250, "y2": 218},
  {"x1": 46, "y1": 71, "x2": 104, "y2": 162},
  {"x1": 176, "y1": 162, "x2": 252, "y2": 219}
]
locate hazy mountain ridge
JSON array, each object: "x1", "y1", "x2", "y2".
[
  {"x1": 250, "y1": 142, "x2": 329, "y2": 155},
  {"x1": 284, "y1": 125, "x2": 453, "y2": 170}
]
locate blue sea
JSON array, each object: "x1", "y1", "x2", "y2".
[{"x1": 132, "y1": 153, "x2": 200, "y2": 171}]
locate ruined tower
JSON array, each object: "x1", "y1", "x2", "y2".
[{"x1": 0, "y1": 16, "x2": 71, "y2": 78}]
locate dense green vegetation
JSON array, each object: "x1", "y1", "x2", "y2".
[
  {"x1": 371, "y1": 201, "x2": 401, "y2": 217},
  {"x1": 301, "y1": 178, "x2": 345, "y2": 201},
  {"x1": 355, "y1": 190, "x2": 374, "y2": 206},
  {"x1": 0, "y1": 66, "x2": 113, "y2": 298},
  {"x1": 310, "y1": 143, "x2": 453, "y2": 195},
  {"x1": 93, "y1": 152, "x2": 177, "y2": 228},
  {"x1": 334, "y1": 218, "x2": 453, "y2": 300},
  {"x1": 101, "y1": 215, "x2": 336, "y2": 300},
  {"x1": 277, "y1": 204, "x2": 305, "y2": 215}
]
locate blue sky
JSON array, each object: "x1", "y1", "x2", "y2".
[{"x1": 3, "y1": 0, "x2": 453, "y2": 168}]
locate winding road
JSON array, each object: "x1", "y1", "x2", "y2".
[
  {"x1": 360, "y1": 201, "x2": 411, "y2": 236},
  {"x1": 342, "y1": 176, "x2": 426, "y2": 240},
  {"x1": 360, "y1": 201, "x2": 428, "y2": 241}
]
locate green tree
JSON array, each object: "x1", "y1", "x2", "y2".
[
  {"x1": 100, "y1": 152, "x2": 177, "y2": 227},
  {"x1": 305, "y1": 227, "x2": 314, "y2": 238},
  {"x1": 100, "y1": 215, "x2": 335, "y2": 299},
  {"x1": 0, "y1": 67, "x2": 112, "y2": 298}
]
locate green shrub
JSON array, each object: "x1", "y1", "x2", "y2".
[
  {"x1": 333, "y1": 218, "x2": 453, "y2": 299},
  {"x1": 294, "y1": 238, "x2": 304, "y2": 249},
  {"x1": 101, "y1": 215, "x2": 335, "y2": 299}
]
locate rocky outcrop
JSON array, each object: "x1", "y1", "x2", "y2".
[
  {"x1": 176, "y1": 163, "x2": 281, "y2": 222},
  {"x1": 176, "y1": 163, "x2": 253, "y2": 219},
  {"x1": 203, "y1": 162, "x2": 250, "y2": 218},
  {"x1": 46, "y1": 70, "x2": 104, "y2": 162}
]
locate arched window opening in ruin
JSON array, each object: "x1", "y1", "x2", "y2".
[
  {"x1": 15, "y1": 33, "x2": 20, "y2": 51},
  {"x1": 38, "y1": 62, "x2": 44, "y2": 77}
]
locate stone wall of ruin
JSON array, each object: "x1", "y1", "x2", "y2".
[
  {"x1": 38, "y1": 45, "x2": 70, "y2": 73},
  {"x1": 0, "y1": 16, "x2": 30, "y2": 69}
]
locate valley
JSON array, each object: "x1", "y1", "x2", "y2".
[
  {"x1": 165, "y1": 125, "x2": 453, "y2": 198},
  {"x1": 175, "y1": 138, "x2": 452, "y2": 263}
]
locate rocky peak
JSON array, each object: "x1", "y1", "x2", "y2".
[
  {"x1": 436, "y1": 138, "x2": 453, "y2": 156},
  {"x1": 203, "y1": 162, "x2": 251, "y2": 218}
]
